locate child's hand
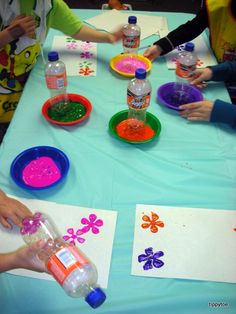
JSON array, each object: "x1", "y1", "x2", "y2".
[
  {"x1": 108, "y1": 27, "x2": 123, "y2": 43},
  {"x1": 16, "y1": 241, "x2": 47, "y2": 273},
  {"x1": 0, "y1": 190, "x2": 32, "y2": 229},
  {"x1": 143, "y1": 45, "x2": 163, "y2": 61},
  {"x1": 190, "y1": 68, "x2": 213, "y2": 88},
  {"x1": 0, "y1": 241, "x2": 48, "y2": 273},
  {"x1": 7, "y1": 14, "x2": 36, "y2": 39},
  {"x1": 179, "y1": 100, "x2": 214, "y2": 121}
]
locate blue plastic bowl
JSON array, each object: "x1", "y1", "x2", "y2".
[
  {"x1": 157, "y1": 82, "x2": 203, "y2": 111},
  {"x1": 10, "y1": 146, "x2": 70, "y2": 190}
]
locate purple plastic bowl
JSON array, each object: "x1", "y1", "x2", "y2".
[{"x1": 157, "y1": 82, "x2": 203, "y2": 111}]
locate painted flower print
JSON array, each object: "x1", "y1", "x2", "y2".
[
  {"x1": 81, "y1": 214, "x2": 103, "y2": 234},
  {"x1": 63, "y1": 228, "x2": 85, "y2": 245},
  {"x1": 141, "y1": 212, "x2": 164, "y2": 233},
  {"x1": 138, "y1": 247, "x2": 164, "y2": 270}
]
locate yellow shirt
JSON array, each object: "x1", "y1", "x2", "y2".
[
  {"x1": 0, "y1": 0, "x2": 83, "y2": 123},
  {"x1": 206, "y1": 0, "x2": 236, "y2": 62}
]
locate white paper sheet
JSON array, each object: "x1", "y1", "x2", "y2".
[
  {"x1": 0, "y1": 196, "x2": 117, "y2": 288},
  {"x1": 51, "y1": 36, "x2": 97, "y2": 76},
  {"x1": 85, "y1": 10, "x2": 168, "y2": 41},
  {"x1": 131, "y1": 204, "x2": 236, "y2": 283},
  {"x1": 159, "y1": 31, "x2": 217, "y2": 69}
]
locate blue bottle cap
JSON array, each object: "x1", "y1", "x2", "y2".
[
  {"x1": 135, "y1": 68, "x2": 146, "y2": 79},
  {"x1": 85, "y1": 288, "x2": 106, "y2": 309},
  {"x1": 185, "y1": 42, "x2": 195, "y2": 52},
  {"x1": 48, "y1": 51, "x2": 59, "y2": 61},
  {"x1": 128, "y1": 16, "x2": 137, "y2": 24}
]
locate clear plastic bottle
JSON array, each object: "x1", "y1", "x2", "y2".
[
  {"x1": 20, "y1": 212, "x2": 106, "y2": 309},
  {"x1": 122, "y1": 16, "x2": 141, "y2": 54},
  {"x1": 45, "y1": 51, "x2": 68, "y2": 98},
  {"x1": 175, "y1": 42, "x2": 197, "y2": 83},
  {"x1": 127, "y1": 68, "x2": 151, "y2": 123}
]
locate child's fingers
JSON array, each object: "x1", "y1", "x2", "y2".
[
  {"x1": 0, "y1": 216, "x2": 12, "y2": 229},
  {"x1": 9, "y1": 213, "x2": 23, "y2": 228}
]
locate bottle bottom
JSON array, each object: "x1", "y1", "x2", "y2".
[
  {"x1": 49, "y1": 88, "x2": 67, "y2": 99},
  {"x1": 128, "y1": 108, "x2": 147, "y2": 123},
  {"x1": 123, "y1": 48, "x2": 139, "y2": 54}
]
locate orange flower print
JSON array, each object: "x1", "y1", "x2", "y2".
[{"x1": 141, "y1": 212, "x2": 164, "y2": 233}]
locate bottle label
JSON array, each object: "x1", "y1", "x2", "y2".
[
  {"x1": 123, "y1": 35, "x2": 140, "y2": 49},
  {"x1": 176, "y1": 61, "x2": 196, "y2": 79},
  {"x1": 127, "y1": 89, "x2": 151, "y2": 109},
  {"x1": 45, "y1": 72, "x2": 67, "y2": 90},
  {"x1": 47, "y1": 246, "x2": 89, "y2": 285}
]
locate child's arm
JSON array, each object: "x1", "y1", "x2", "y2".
[
  {"x1": 0, "y1": 242, "x2": 47, "y2": 273},
  {"x1": 0, "y1": 15, "x2": 36, "y2": 48},
  {"x1": 71, "y1": 25, "x2": 122, "y2": 43},
  {"x1": 0, "y1": 190, "x2": 32, "y2": 229}
]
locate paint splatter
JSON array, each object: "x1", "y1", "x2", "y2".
[
  {"x1": 80, "y1": 214, "x2": 103, "y2": 234},
  {"x1": 138, "y1": 247, "x2": 164, "y2": 270},
  {"x1": 63, "y1": 228, "x2": 85, "y2": 245},
  {"x1": 141, "y1": 212, "x2": 164, "y2": 233}
]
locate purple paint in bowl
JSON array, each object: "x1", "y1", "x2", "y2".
[{"x1": 157, "y1": 82, "x2": 203, "y2": 111}]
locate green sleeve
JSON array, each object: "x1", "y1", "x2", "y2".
[{"x1": 47, "y1": 0, "x2": 83, "y2": 36}]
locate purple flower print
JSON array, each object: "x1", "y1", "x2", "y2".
[
  {"x1": 138, "y1": 247, "x2": 164, "y2": 270},
  {"x1": 80, "y1": 214, "x2": 103, "y2": 234},
  {"x1": 63, "y1": 228, "x2": 85, "y2": 245},
  {"x1": 80, "y1": 51, "x2": 93, "y2": 59}
]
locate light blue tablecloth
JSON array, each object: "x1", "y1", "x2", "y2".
[{"x1": 0, "y1": 10, "x2": 235, "y2": 314}]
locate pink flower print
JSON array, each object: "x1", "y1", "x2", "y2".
[
  {"x1": 80, "y1": 51, "x2": 93, "y2": 59},
  {"x1": 80, "y1": 214, "x2": 103, "y2": 234},
  {"x1": 63, "y1": 228, "x2": 85, "y2": 245},
  {"x1": 81, "y1": 41, "x2": 93, "y2": 50},
  {"x1": 66, "y1": 42, "x2": 78, "y2": 49}
]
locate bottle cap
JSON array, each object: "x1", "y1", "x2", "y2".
[
  {"x1": 185, "y1": 42, "x2": 195, "y2": 52},
  {"x1": 85, "y1": 287, "x2": 106, "y2": 309},
  {"x1": 135, "y1": 68, "x2": 146, "y2": 79},
  {"x1": 48, "y1": 51, "x2": 59, "y2": 61},
  {"x1": 128, "y1": 16, "x2": 137, "y2": 24}
]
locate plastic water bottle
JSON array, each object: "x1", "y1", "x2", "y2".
[
  {"x1": 45, "y1": 51, "x2": 68, "y2": 98},
  {"x1": 122, "y1": 16, "x2": 141, "y2": 54},
  {"x1": 175, "y1": 42, "x2": 197, "y2": 83},
  {"x1": 127, "y1": 68, "x2": 151, "y2": 123},
  {"x1": 20, "y1": 212, "x2": 106, "y2": 309}
]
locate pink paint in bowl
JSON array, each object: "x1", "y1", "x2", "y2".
[
  {"x1": 115, "y1": 56, "x2": 148, "y2": 74},
  {"x1": 22, "y1": 156, "x2": 61, "y2": 188}
]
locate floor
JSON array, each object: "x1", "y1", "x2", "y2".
[{"x1": 64, "y1": 0, "x2": 202, "y2": 14}]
